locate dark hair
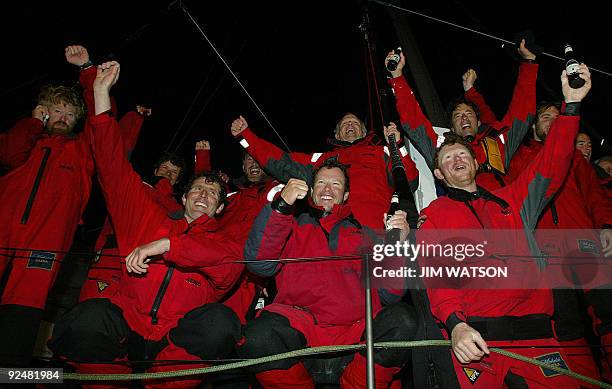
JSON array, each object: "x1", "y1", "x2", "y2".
[
  {"x1": 535, "y1": 101, "x2": 561, "y2": 121},
  {"x1": 155, "y1": 152, "x2": 186, "y2": 181},
  {"x1": 184, "y1": 171, "x2": 228, "y2": 207},
  {"x1": 433, "y1": 132, "x2": 477, "y2": 171},
  {"x1": 312, "y1": 157, "x2": 350, "y2": 192},
  {"x1": 37, "y1": 84, "x2": 86, "y2": 121},
  {"x1": 447, "y1": 97, "x2": 481, "y2": 126}
]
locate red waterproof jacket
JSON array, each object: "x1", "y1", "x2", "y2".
[
  {"x1": 420, "y1": 114, "x2": 579, "y2": 325},
  {"x1": 217, "y1": 179, "x2": 283, "y2": 324},
  {"x1": 508, "y1": 141, "x2": 612, "y2": 277},
  {"x1": 0, "y1": 118, "x2": 45, "y2": 172},
  {"x1": 88, "y1": 112, "x2": 243, "y2": 340},
  {"x1": 511, "y1": 142, "x2": 611, "y2": 229},
  {"x1": 235, "y1": 128, "x2": 418, "y2": 229},
  {"x1": 221, "y1": 179, "x2": 284, "y2": 241},
  {"x1": 245, "y1": 199, "x2": 402, "y2": 326},
  {"x1": 390, "y1": 62, "x2": 537, "y2": 191}
]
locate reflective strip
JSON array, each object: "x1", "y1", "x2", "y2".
[
  {"x1": 383, "y1": 146, "x2": 390, "y2": 156},
  {"x1": 240, "y1": 139, "x2": 249, "y2": 149},
  {"x1": 499, "y1": 133, "x2": 506, "y2": 145},
  {"x1": 399, "y1": 146, "x2": 408, "y2": 157},
  {"x1": 267, "y1": 183, "x2": 285, "y2": 202},
  {"x1": 311, "y1": 152, "x2": 323, "y2": 163},
  {"x1": 227, "y1": 191, "x2": 237, "y2": 198}
]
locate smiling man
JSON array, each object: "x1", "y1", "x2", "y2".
[
  {"x1": 230, "y1": 113, "x2": 419, "y2": 230},
  {"x1": 48, "y1": 61, "x2": 244, "y2": 388},
  {"x1": 418, "y1": 66, "x2": 599, "y2": 388},
  {"x1": 240, "y1": 157, "x2": 418, "y2": 388},
  {"x1": 388, "y1": 40, "x2": 538, "y2": 191}
]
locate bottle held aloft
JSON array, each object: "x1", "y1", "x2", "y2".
[
  {"x1": 564, "y1": 44, "x2": 586, "y2": 89},
  {"x1": 386, "y1": 47, "x2": 402, "y2": 72}
]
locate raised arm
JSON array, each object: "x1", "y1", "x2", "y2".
[
  {"x1": 462, "y1": 68, "x2": 499, "y2": 126},
  {"x1": 67, "y1": 45, "x2": 118, "y2": 117},
  {"x1": 231, "y1": 115, "x2": 316, "y2": 183},
  {"x1": 386, "y1": 51, "x2": 439, "y2": 169},
  {"x1": 510, "y1": 65, "x2": 591, "y2": 229},
  {"x1": 194, "y1": 139, "x2": 212, "y2": 174},
  {"x1": 119, "y1": 106, "x2": 151, "y2": 157},
  {"x1": 498, "y1": 41, "x2": 539, "y2": 168},
  {"x1": 89, "y1": 61, "x2": 166, "y2": 253}
]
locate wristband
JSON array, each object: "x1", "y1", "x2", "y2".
[
  {"x1": 80, "y1": 60, "x2": 94, "y2": 70},
  {"x1": 563, "y1": 102, "x2": 581, "y2": 116},
  {"x1": 446, "y1": 312, "x2": 467, "y2": 333},
  {"x1": 271, "y1": 196, "x2": 294, "y2": 215}
]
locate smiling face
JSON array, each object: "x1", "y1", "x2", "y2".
[
  {"x1": 335, "y1": 113, "x2": 366, "y2": 143},
  {"x1": 575, "y1": 133, "x2": 592, "y2": 161},
  {"x1": 182, "y1": 177, "x2": 224, "y2": 223},
  {"x1": 243, "y1": 154, "x2": 266, "y2": 183},
  {"x1": 451, "y1": 103, "x2": 480, "y2": 138},
  {"x1": 154, "y1": 161, "x2": 182, "y2": 186},
  {"x1": 311, "y1": 167, "x2": 349, "y2": 212},
  {"x1": 434, "y1": 143, "x2": 479, "y2": 191}
]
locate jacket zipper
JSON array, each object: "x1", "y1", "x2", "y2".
[
  {"x1": 21, "y1": 147, "x2": 51, "y2": 224},
  {"x1": 150, "y1": 264, "x2": 175, "y2": 325}
]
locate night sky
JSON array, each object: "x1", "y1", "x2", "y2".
[{"x1": 1, "y1": 0, "x2": 610, "y2": 209}]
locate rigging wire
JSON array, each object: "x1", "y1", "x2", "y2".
[
  {"x1": 370, "y1": 0, "x2": 612, "y2": 78},
  {"x1": 174, "y1": 1, "x2": 292, "y2": 152},
  {"x1": 171, "y1": 38, "x2": 249, "y2": 152}
]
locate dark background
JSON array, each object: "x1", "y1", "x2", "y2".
[{"x1": 1, "y1": 0, "x2": 610, "y2": 196}]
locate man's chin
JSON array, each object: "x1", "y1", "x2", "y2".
[{"x1": 50, "y1": 125, "x2": 71, "y2": 135}]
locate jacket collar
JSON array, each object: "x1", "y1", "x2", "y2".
[
  {"x1": 168, "y1": 210, "x2": 220, "y2": 232},
  {"x1": 307, "y1": 197, "x2": 354, "y2": 232},
  {"x1": 446, "y1": 185, "x2": 510, "y2": 210},
  {"x1": 232, "y1": 175, "x2": 273, "y2": 191}
]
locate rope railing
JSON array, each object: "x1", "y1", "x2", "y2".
[
  {"x1": 2, "y1": 246, "x2": 610, "y2": 268},
  {"x1": 60, "y1": 340, "x2": 612, "y2": 388}
]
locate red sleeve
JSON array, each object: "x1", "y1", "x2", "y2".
[
  {"x1": 238, "y1": 128, "x2": 315, "y2": 182},
  {"x1": 507, "y1": 115, "x2": 580, "y2": 228},
  {"x1": 165, "y1": 230, "x2": 244, "y2": 293},
  {"x1": 400, "y1": 142, "x2": 419, "y2": 185},
  {"x1": 117, "y1": 111, "x2": 144, "y2": 158},
  {"x1": 389, "y1": 75, "x2": 439, "y2": 167},
  {"x1": 80, "y1": 67, "x2": 118, "y2": 117},
  {"x1": 389, "y1": 76, "x2": 438, "y2": 141},
  {"x1": 243, "y1": 204, "x2": 295, "y2": 276},
  {"x1": 88, "y1": 113, "x2": 166, "y2": 254},
  {"x1": 194, "y1": 149, "x2": 212, "y2": 174},
  {"x1": 464, "y1": 87, "x2": 498, "y2": 126},
  {"x1": 497, "y1": 62, "x2": 538, "y2": 129},
  {"x1": 494, "y1": 63, "x2": 539, "y2": 168},
  {"x1": 0, "y1": 118, "x2": 44, "y2": 171},
  {"x1": 574, "y1": 153, "x2": 612, "y2": 228}
]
